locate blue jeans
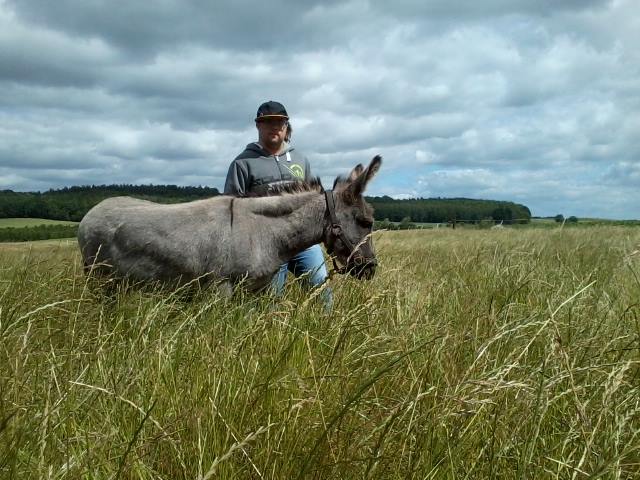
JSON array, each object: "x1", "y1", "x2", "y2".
[{"x1": 271, "y1": 244, "x2": 333, "y2": 310}]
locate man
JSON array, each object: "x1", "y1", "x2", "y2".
[{"x1": 224, "y1": 101, "x2": 332, "y2": 307}]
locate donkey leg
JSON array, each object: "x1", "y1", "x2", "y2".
[{"x1": 218, "y1": 280, "x2": 233, "y2": 298}]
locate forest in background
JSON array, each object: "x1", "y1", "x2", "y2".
[
  {"x1": 0, "y1": 185, "x2": 221, "y2": 222},
  {"x1": 0, "y1": 185, "x2": 531, "y2": 224}
]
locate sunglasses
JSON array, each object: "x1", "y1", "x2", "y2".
[{"x1": 257, "y1": 118, "x2": 288, "y2": 128}]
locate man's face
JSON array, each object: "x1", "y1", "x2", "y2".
[{"x1": 256, "y1": 117, "x2": 288, "y2": 151}]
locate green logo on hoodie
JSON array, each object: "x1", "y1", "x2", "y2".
[{"x1": 288, "y1": 164, "x2": 304, "y2": 179}]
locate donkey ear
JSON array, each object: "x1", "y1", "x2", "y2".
[
  {"x1": 333, "y1": 163, "x2": 365, "y2": 191},
  {"x1": 348, "y1": 155, "x2": 382, "y2": 198},
  {"x1": 348, "y1": 164, "x2": 364, "y2": 182},
  {"x1": 363, "y1": 155, "x2": 382, "y2": 184}
]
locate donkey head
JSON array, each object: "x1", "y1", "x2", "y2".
[{"x1": 324, "y1": 155, "x2": 382, "y2": 280}]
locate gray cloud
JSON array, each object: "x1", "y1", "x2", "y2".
[
  {"x1": 4, "y1": 0, "x2": 351, "y2": 55},
  {"x1": 0, "y1": 0, "x2": 638, "y2": 218},
  {"x1": 374, "y1": 0, "x2": 609, "y2": 19}
]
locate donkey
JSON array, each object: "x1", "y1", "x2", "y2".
[{"x1": 77, "y1": 155, "x2": 382, "y2": 292}]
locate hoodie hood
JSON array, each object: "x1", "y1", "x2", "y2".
[{"x1": 243, "y1": 142, "x2": 294, "y2": 158}]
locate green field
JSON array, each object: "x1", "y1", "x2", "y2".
[
  {"x1": 0, "y1": 218, "x2": 78, "y2": 228},
  {"x1": 1, "y1": 227, "x2": 639, "y2": 478}
]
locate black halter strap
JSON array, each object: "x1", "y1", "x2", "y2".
[
  {"x1": 324, "y1": 190, "x2": 346, "y2": 275},
  {"x1": 325, "y1": 190, "x2": 356, "y2": 252}
]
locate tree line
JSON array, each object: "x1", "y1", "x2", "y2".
[
  {"x1": 0, "y1": 186, "x2": 531, "y2": 225},
  {"x1": 0, "y1": 184, "x2": 221, "y2": 222},
  {"x1": 367, "y1": 196, "x2": 531, "y2": 224}
]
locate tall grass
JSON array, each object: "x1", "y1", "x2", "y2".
[{"x1": 1, "y1": 227, "x2": 639, "y2": 479}]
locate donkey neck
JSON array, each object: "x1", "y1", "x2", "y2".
[{"x1": 249, "y1": 192, "x2": 327, "y2": 260}]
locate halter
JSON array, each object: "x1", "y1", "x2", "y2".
[{"x1": 324, "y1": 190, "x2": 377, "y2": 276}]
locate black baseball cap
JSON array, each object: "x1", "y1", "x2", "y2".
[{"x1": 255, "y1": 101, "x2": 289, "y2": 121}]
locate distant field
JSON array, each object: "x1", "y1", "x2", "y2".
[
  {"x1": 0, "y1": 238, "x2": 77, "y2": 251},
  {"x1": 530, "y1": 218, "x2": 556, "y2": 223},
  {"x1": 0, "y1": 218, "x2": 78, "y2": 227},
  {"x1": 531, "y1": 217, "x2": 640, "y2": 226}
]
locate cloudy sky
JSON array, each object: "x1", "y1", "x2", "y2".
[{"x1": 1, "y1": 0, "x2": 638, "y2": 219}]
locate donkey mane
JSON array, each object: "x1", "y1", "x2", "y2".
[{"x1": 247, "y1": 177, "x2": 324, "y2": 197}]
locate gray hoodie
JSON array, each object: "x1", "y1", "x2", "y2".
[{"x1": 224, "y1": 142, "x2": 312, "y2": 196}]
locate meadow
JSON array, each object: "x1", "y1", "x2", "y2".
[{"x1": 1, "y1": 226, "x2": 639, "y2": 479}]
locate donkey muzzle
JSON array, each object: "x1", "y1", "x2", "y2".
[{"x1": 347, "y1": 256, "x2": 377, "y2": 280}]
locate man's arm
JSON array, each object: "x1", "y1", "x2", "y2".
[{"x1": 224, "y1": 160, "x2": 249, "y2": 196}]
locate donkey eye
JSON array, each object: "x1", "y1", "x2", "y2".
[{"x1": 358, "y1": 219, "x2": 373, "y2": 228}]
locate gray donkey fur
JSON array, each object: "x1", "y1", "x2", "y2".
[{"x1": 77, "y1": 155, "x2": 382, "y2": 291}]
